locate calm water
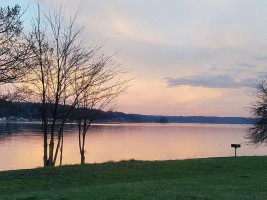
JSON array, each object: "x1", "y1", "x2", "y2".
[{"x1": 0, "y1": 122, "x2": 266, "y2": 171}]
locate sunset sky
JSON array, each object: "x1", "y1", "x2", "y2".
[{"x1": 5, "y1": 0, "x2": 267, "y2": 117}]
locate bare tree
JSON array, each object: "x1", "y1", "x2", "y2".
[
  {"x1": 19, "y1": 4, "x2": 120, "y2": 167},
  {"x1": 73, "y1": 56, "x2": 127, "y2": 164},
  {"x1": 0, "y1": 5, "x2": 29, "y2": 84},
  {"x1": 246, "y1": 78, "x2": 267, "y2": 146}
]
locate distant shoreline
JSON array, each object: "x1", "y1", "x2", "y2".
[
  {"x1": 0, "y1": 120, "x2": 253, "y2": 125},
  {"x1": 0, "y1": 100, "x2": 254, "y2": 124}
]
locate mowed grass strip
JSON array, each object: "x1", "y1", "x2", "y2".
[{"x1": 0, "y1": 156, "x2": 267, "y2": 200}]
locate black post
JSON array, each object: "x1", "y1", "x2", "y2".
[{"x1": 231, "y1": 144, "x2": 241, "y2": 157}]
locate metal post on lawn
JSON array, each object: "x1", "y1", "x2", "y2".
[{"x1": 231, "y1": 144, "x2": 241, "y2": 157}]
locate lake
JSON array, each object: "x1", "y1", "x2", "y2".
[{"x1": 0, "y1": 122, "x2": 266, "y2": 171}]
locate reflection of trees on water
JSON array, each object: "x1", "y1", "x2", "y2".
[
  {"x1": 0, "y1": 123, "x2": 85, "y2": 141},
  {"x1": 0, "y1": 123, "x2": 42, "y2": 140},
  {"x1": 0, "y1": 123, "x2": 130, "y2": 142}
]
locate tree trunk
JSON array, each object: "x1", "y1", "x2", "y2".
[
  {"x1": 81, "y1": 150, "x2": 85, "y2": 164},
  {"x1": 43, "y1": 132, "x2": 47, "y2": 166},
  {"x1": 60, "y1": 130, "x2": 64, "y2": 166},
  {"x1": 42, "y1": 111, "x2": 48, "y2": 166},
  {"x1": 81, "y1": 121, "x2": 87, "y2": 165},
  {"x1": 49, "y1": 141, "x2": 54, "y2": 166}
]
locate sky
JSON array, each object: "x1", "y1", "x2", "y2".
[{"x1": 3, "y1": 0, "x2": 267, "y2": 117}]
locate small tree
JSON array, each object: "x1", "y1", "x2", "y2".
[
  {"x1": 0, "y1": 5, "x2": 29, "y2": 84},
  {"x1": 20, "y1": 4, "x2": 116, "y2": 166},
  {"x1": 246, "y1": 78, "x2": 267, "y2": 146},
  {"x1": 73, "y1": 56, "x2": 127, "y2": 164}
]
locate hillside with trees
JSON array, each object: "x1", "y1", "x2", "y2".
[{"x1": 0, "y1": 100, "x2": 253, "y2": 124}]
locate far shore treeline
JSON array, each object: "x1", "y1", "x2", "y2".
[{"x1": 0, "y1": 99, "x2": 253, "y2": 124}]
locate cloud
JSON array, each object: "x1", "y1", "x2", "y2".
[
  {"x1": 239, "y1": 63, "x2": 256, "y2": 68},
  {"x1": 257, "y1": 72, "x2": 267, "y2": 78},
  {"x1": 255, "y1": 57, "x2": 267, "y2": 60},
  {"x1": 164, "y1": 74, "x2": 257, "y2": 89}
]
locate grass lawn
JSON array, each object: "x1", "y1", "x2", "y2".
[{"x1": 0, "y1": 156, "x2": 267, "y2": 200}]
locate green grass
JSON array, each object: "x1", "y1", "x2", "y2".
[{"x1": 1, "y1": 156, "x2": 267, "y2": 200}]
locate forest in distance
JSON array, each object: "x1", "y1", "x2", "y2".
[{"x1": 0, "y1": 99, "x2": 253, "y2": 124}]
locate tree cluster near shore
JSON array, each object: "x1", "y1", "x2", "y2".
[
  {"x1": 246, "y1": 79, "x2": 267, "y2": 146},
  {"x1": 0, "y1": 5, "x2": 30, "y2": 84},
  {"x1": 0, "y1": 3, "x2": 127, "y2": 167}
]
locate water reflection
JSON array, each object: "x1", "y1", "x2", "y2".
[{"x1": 0, "y1": 123, "x2": 266, "y2": 171}]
